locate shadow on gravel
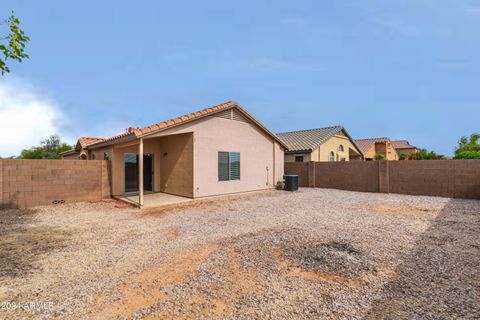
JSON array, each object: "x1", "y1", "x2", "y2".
[
  {"x1": 0, "y1": 208, "x2": 71, "y2": 278},
  {"x1": 365, "y1": 198, "x2": 480, "y2": 319}
]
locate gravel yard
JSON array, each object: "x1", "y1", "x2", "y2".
[{"x1": 1, "y1": 188, "x2": 479, "y2": 319}]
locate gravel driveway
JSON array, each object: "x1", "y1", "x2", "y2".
[{"x1": 1, "y1": 188, "x2": 479, "y2": 319}]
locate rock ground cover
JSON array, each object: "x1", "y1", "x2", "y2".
[{"x1": 0, "y1": 188, "x2": 479, "y2": 319}]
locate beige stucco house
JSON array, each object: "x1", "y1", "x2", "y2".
[
  {"x1": 355, "y1": 137, "x2": 399, "y2": 161},
  {"x1": 392, "y1": 140, "x2": 419, "y2": 158},
  {"x1": 277, "y1": 126, "x2": 363, "y2": 162},
  {"x1": 62, "y1": 101, "x2": 286, "y2": 206}
]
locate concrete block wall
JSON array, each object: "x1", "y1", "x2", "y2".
[
  {"x1": 285, "y1": 160, "x2": 480, "y2": 200},
  {"x1": 389, "y1": 160, "x2": 480, "y2": 199},
  {"x1": 1, "y1": 159, "x2": 111, "y2": 209},
  {"x1": 314, "y1": 161, "x2": 379, "y2": 193},
  {"x1": 283, "y1": 162, "x2": 310, "y2": 187}
]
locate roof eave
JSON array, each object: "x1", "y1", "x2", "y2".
[
  {"x1": 88, "y1": 134, "x2": 137, "y2": 150},
  {"x1": 60, "y1": 149, "x2": 77, "y2": 156},
  {"x1": 285, "y1": 149, "x2": 313, "y2": 154}
]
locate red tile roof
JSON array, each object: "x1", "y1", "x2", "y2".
[
  {"x1": 392, "y1": 140, "x2": 417, "y2": 149},
  {"x1": 85, "y1": 101, "x2": 287, "y2": 149},
  {"x1": 354, "y1": 137, "x2": 391, "y2": 155},
  {"x1": 78, "y1": 137, "x2": 105, "y2": 149}
]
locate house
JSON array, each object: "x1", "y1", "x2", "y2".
[
  {"x1": 354, "y1": 137, "x2": 399, "y2": 161},
  {"x1": 392, "y1": 140, "x2": 419, "y2": 158},
  {"x1": 277, "y1": 126, "x2": 363, "y2": 162},
  {"x1": 62, "y1": 101, "x2": 287, "y2": 206},
  {"x1": 62, "y1": 137, "x2": 105, "y2": 160}
]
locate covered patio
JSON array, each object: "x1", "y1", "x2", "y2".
[
  {"x1": 349, "y1": 147, "x2": 363, "y2": 160},
  {"x1": 115, "y1": 192, "x2": 193, "y2": 208},
  {"x1": 109, "y1": 131, "x2": 194, "y2": 208}
]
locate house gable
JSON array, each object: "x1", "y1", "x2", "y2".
[{"x1": 87, "y1": 102, "x2": 287, "y2": 150}]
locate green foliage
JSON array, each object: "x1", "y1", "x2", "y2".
[
  {"x1": 373, "y1": 153, "x2": 385, "y2": 160},
  {"x1": 398, "y1": 153, "x2": 408, "y2": 161},
  {"x1": 455, "y1": 133, "x2": 480, "y2": 158},
  {"x1": 453, "y1": 150, "x2": 480, "y2": 159},
  {"x1": 0, "y1": 13, "x2": 30, "y2": 75},
  {"x1": 412, "y1": 149, "x2": 446, "y2": 160},
  {"x1": 18, "y1": 135, "x2": 73, "y2": 159}
]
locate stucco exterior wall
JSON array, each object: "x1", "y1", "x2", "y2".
[
  {"x1": 274, "y1": 141, "x2": 284, "y2": 186},
  {"x1": 318, "y1": 134, "x2": 358, "y2": 161},
  {"x1": 285, "y1": 153, "x2": 311, "y2": 163},
  {"x1": 146, "y1": 115, "x2": 284, "y2": 198},
  {"x1": 90, "y1": 146, "x2": 114, "y2": 161},
  {"x1": 364, "y1": 141, "x2": 398, "y2": 160},
  {"x1": 157, "y1": 133, "x2": 194, "y2": 198}
]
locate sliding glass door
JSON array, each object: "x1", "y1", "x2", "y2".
[{"x1": 124, "y1": 153, "x2": 153, "y2": 193}]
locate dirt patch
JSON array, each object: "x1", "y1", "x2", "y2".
[
  {"x1": 368, "y1": 203, "x2": 437, "y2": 217},
  {"x1": 166, "y1": 226, "x2": 180, "y2": 241},
  {"x1": 0, "y1": 226, "x2": 72, "y2": 278},
  {"x1": 284, "y1": 242, "x2": 376, "y2": 280},
  {"x1": 87, "y1": 244, "x2": 218, "y2": 319}
]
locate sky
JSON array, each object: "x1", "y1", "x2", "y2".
[{"x1": 0, "y1": 0, "x2": 479, "y2": 157}]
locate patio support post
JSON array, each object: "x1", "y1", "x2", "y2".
[{"x1": 139, "y1": 137, "x2": 144, "y2": 207}]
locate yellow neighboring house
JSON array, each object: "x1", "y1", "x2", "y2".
[
  {"x1": 278, "y1": 126, "x2": 363, "y2": 162},
  {"x1": 354, "y1": 137, "x2": 399, "y2": 161}
]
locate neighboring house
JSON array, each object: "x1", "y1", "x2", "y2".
[
  {"x1": 62, "y1": 101, "x2": 286, "y2": 204},
  {"x1": 355, "y1": 137, "x2": 399, "y2": 161},
  {"x1": 392, "y1": 140, "x2": 419, "y2": 157},
  {"x1": 62, "y1": 137, "x2": 105, "y2": 160},
  {"x1": 277, "y1": 126, "x2": 363, "y2": 162}
]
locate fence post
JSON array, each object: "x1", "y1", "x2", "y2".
[
  {"x1": 378, "y1": 160, "x2": 390, "y2": 193},
  {"x1": 308, "y1": 161, "x2": 316, "y2": 187}
]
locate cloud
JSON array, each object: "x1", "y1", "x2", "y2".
[{"x1": 0, "y1": 79, "x2": 67, "y2": 157}]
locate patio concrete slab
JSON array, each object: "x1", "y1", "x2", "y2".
[{"x1": 116, "y1": 192, "x2": 193, "y2": 208}]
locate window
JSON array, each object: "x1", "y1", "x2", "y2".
[
  {"x1": 338, "y1": 145, "x2": 344, "y2": 152},
  {"x1": 104, "y1": 152, "x2": 110, "y2": 160},
  {"x1": 329, "y1": 152, "x2": 335, "y2": 162},
  {"x1": 295, "y1": 156, "x2": 304, "y2": 162},
  {"x1": 218, "y1": 152, "x2": 240, "y2": 181},
  {"x1": 91, "y1": 154, "x2": 96, "y2": 160}
]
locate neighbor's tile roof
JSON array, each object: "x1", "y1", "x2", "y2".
[
  {"x1": 78, "y1": 137, "x2": 105, "y2": 149},
  {"x1": 277, "y1": 126, "x2": 354, "y2": 152},
  {"x1": 85, "y1": 101, "x2": 287, "y2": 149},
  {"x1": 354, "y1": 137, "x2": 391, "y2": 155},
  {"x1": 392, "y1": 140, "x2": 417, "y2": 149},
  {"x1": 60, "y1": 137, "x2": 104, "y2": 155}
]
